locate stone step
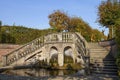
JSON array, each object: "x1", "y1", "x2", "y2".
[
  {"x1": 92, "y1": 68, "x2": 118, "y2": 72},
  {"x1": 89, "y1": 47, "x2": 104, "y2": 49},
  {"x1": 92, "y1": 62, "x2": 117, "y2": 66},
  {"x1": 88, "y1": 43, "x2": 102, "y2": 48},
  {"x1": 92, "y1": 74, "x2": 119, "y2": 79},
  {"x1": 103, "y1": 59, "x2": 116, "y2": 61},
  {"x1": 91, "y1": 60, "x2": 116, "y2": 63},
  {"x1": 89, "y1": 51, "x2": 108, "y2": 54},
  {"x1": 96, "y1": 64, "x2": 117, "y2": 67},
  {"x1": 93, "y1": 65, "x2": 118, "y2": 70},
  {"x1": 90, "y1": 53, "x2": 108, "y2": 56},
  {"x1": 102, "y1": 60, "x2": 116, "y2": 63},
  {"x1": 90, "y1": 57, "x2": 108, "y2": 60},
  {"x1": 95, "y1": 62, "x2": 117, "y2": 66},
  {"x1": 90, "y1": 57, "x2": 115, "y2": 61},
  {"x1": 90, "y1": 56, "x2": 108, "y2": 58},
  {"x1": 92, "y1": 59, "x2": 115, "y2": 62},
  {"x1": 92, "y1": 61, "x2": 117, "y2": 66},
  {"x1": 89, "y1": 49, "x2": 108, "y2": 52},
  {"x1": 90, "y1": 51, "x2": 107, "y2": 53},
  {"x1": 91, "y1": 60, "x2": 118, "y2": 75},
  {"x1": 92, "y1": 69, "x2": 118, "y2": 75},
  {"x1": 89, "y1": 42, "x2": 118, "y2": 76},
  {"x1": 89, "y1": 46, "x2": 103, "y2": 48},
  {"x1": 93, "y1": 71, "x2": 118, "y2": 75},
  {"x1": 92, "y1": 59, "x2": 116, "y2": 62},
  {"x1": 88, "y1": 43, "x2": 101, "y2": 47},
  {"x1": 96, "y1": 60, "x2": 116, "y2": 63},
  {"x1": 89, "y1": 49, "x2": 107, "y2": 51}
]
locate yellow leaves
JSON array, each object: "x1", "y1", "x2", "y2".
[
  {"x1": 48, "y1": 10, "x2": 104, "y2": 42},
  {"x1": 48, "y1": 10, "x2": 70, "y2": 31}
]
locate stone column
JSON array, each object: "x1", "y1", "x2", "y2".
[
  {"x1": 73, "y1": 56, "x2": 75, "y2": 64},
  {"x1": 73, "y1": 45, "x2": 77, "y2": 63},
  {"x1": 58, "y1": 52, "x2": 64, "y2": 66},
  {"x1": 16, "y1": 52, "x2": 19, "y2": 60}
]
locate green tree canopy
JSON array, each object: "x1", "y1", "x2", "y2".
[
  {"x1": 98, "y1": 0, "x2": 120, "y2": 38},
  {"x1": 69, "y1": 17, "x2": 93, "y2": 41}
]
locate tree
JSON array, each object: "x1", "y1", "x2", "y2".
[
  {"x1": 69, "y1": 17, "x2": 85, "y2": 32},
  {"x1": 0, "y1": 21, "x2": 2, "y2": 26},
  {"x1": 91, "y1": 29, "x2": 106, "y2": 42},
  {"x1": 69, "y1": 17, "x2": 93, "y2": 41},
  {"x1": 98, "y1": 0, "x2": 120, "y2": 38},
  {"x1": 48, "y1": 10, "x2": 70, "y2": 32},
  {"x1": 48, "y1": 10, "x2": 106, "y2": 42}
]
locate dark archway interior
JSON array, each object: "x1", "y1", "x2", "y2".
[
  {"x1": 50, "y1": 46, "x2": 58, "y2": 63},
  {"x1": 64, "y1": 46, "x2": 73, "y2": 63}
]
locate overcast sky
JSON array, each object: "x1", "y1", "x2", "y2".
[{"x1": 0, "y1": 0, "x2": 108, "y2": 35}]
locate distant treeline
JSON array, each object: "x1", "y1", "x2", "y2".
[
  {"x1": 0, "y1": 25, "x2": 56, "y2": 44},
  {"x1": 0, "y1": 25, "x2": 106, "y2": 44}
]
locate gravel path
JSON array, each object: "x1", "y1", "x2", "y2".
[{"x1": 0, "y1": 74, "x2": 119, "y2": 80}]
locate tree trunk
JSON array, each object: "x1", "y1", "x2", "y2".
[{"x1": 108, "y1": 26, "x2": 112, "y2": 39}]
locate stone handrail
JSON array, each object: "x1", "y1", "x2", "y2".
[
  {"x1": 75, "y1": 32, "x2": 89, "y2": 56},
  {"x1": 2, "y1": 36, "x2": 45, "y2": 66},
  {"x1": 74, "y1": 32, "x2": 89, "y2": 69}
]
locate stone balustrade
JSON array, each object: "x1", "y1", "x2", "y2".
[{"x1": 2, "y1": 32, "x2": 89, "y2": 67}]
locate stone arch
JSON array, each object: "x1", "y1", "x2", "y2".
[
  {"x1": 64, "y1": 46, "x2": 74, "y2": 64},
  {"x1": 49, "y1": 46, "x2": 58, "y2": 64},
  {"x1": 76, "y1": 51, "x2": 85, "y2": 66}
]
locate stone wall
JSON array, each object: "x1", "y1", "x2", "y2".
[
  {"x1": 0, "y1": 44, "x2": 20, "y2": 62},
  {"x1": 99, "y1": 39, "x2": 118, "y2": 58}
]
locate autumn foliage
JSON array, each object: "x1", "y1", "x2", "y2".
[
  {"x1": 49, "y1": 10, "x2": 106, "y2": 42},
  {"x1": 49, "y1": 10, "x2": 70, "y2": 32}
]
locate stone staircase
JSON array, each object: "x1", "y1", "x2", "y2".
[
  {"x1": 2, "y1": 32, "x2": 88, "y2": 67},
  {"x1": 88, "y1": 43, "x2": 118, "y2": 76}
]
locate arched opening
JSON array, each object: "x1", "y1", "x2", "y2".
[
  {"x1": 64, "y1": 46, "x2": 74, "y2": 64},
  {"x1": 49, "y1": 46, "x2": 58, "y2": 65}
]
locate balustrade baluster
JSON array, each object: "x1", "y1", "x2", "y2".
[
  {"x1": 40, "y1": 39, "x2": 42, "y2": 46},
  {"x1": 26, "y1": 50, "x2": 29, "y2": 54},
  {"x1": 65, "y1": 33, "x2": 67, "y2": 42},
  {"x1": 67, "y1": 34, "x2": 68, "y2": 42},
  {"x1": 18, "y1": 53, "x2": 21, "y2": 58},
  {"x1": 36, "y1": 40, "x2": 38, "y2": 45},
  {"x1": 62, "y1": 34, "x2": 64, "y2": 42},
  {"x1": 28, "y1": 49, "x2": 31, "y2": 54},
  {"x1": 2, "y1": 55, "x2": 7, "y2": 66}
]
